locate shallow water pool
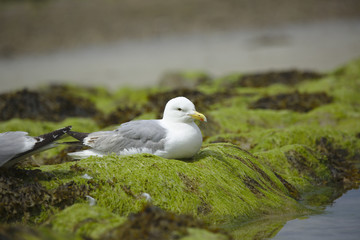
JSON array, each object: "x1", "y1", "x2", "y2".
[{"x1": 273, "y1": 188, "x2": 360, "y2": 240}]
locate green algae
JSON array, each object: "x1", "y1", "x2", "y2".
[
  {"x1": 99, "y1": 203, "x2": 230, "y2": 240},
  {"x1": 254, "y1": 144, "x2": 329, "y2": 193},
  {"x1": 181, "y1": 228, "x2": 229, "y2": 240},
  {"x1": 38, "y1": 144, "x2": 306, "y2": 225},
  {"x1": 0, "y1": 224, "x2": 70, "y2": 240},
  {"x1": 207, "y1": 61, "x2": 360, "y2": 136},
  {"x1": 208, "y1": 121, "x2": 360, "y2": 195},
  {"x1": 49, "y1": 203, "x2": 126, "y2": 239},
  {"x1": 1, "y1": 58, "x2": 360, "y2": 239}
]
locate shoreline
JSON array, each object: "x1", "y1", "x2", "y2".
[{"x1": 1, "y1": 19, "x2": 360, "y2": 93}]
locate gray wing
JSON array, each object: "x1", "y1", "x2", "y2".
[
  {"x1": 86, "y1": 120, "x2": 167, "y2": 154},
  {"x1": 0, "y1": 131, "x2": 36, "y2": 166},
  {"x1": 0, "y1": 126, "x2": 72, "y2": 168}
]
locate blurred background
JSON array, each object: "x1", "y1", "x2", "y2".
[{"x1": 0, "y1": 0, "x2": 360, "y2": 92}]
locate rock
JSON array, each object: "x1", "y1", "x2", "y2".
[{"x1": 1, "y1": 59, "x2": 360, "y2": 239}]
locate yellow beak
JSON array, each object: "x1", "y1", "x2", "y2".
[{"x1": 189, "y1": 111, "x2": 207, "y2": 122}]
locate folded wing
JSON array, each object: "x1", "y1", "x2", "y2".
[{"x1": 68, "y1": 120, "x2": 167, "y2": 157}]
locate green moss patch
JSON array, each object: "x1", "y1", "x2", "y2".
[
  {"x1": 48, "y1": 203, "x2": 126, "y2": 239},
  {"x1": 100, "y1": 204, "x2": 228, "y2": 240},
  {"x1": 36, "y1": 143, "x2": 306, "y2": 225},
  {"x1": 0, "y1": 224, "x2": 69, "y2": 240}
]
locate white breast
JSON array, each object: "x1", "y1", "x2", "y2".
[{"x1": 160, "y1": 121, "x2": 203, "y2": 159}]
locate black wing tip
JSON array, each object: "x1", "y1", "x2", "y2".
[
  {"x1": 67, "y1": 131, "x2": 89, "y2": 141},
  {"x1": 55, "y1": 126, "x2": 72, "y2": 136},
  {"x1": 63, "y1": 126, "x2": 72, "y2": 132},
  {"x1": 58, "y1": 125, "x2": 72, "y2": 134},
  {"x1": 37, "y1": 126, "x2": 72, "y2": 141},
  {"x1": 2, "y1": 126, "x2": 74, "y2": 168}
]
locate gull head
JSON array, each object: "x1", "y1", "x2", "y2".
[{"x1": 163, "y1": 96, "x2": 207, "y2": 123}]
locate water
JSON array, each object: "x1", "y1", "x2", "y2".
[
  {"x1": 273, "y1": 188, "x2": 360, "y2": 240},
  {"x1": 1, "y1": 19, "x2": 360, "y2": 93}
]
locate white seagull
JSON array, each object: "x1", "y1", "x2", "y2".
[
  {"x1": 67, "y1": 96, "x2": 207, "y2": 159},
  {"x1": 0, "y1": 126, "x2": 72, "y2": 168}
]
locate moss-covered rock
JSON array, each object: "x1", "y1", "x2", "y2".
[
  {"x1": 0, "y1": 224, "x2": 70, "y2": 240},
  {"x1": 38, "y1": 143, "x2": 306, "y2": 224},
  {"x1": 0, "y1": 58, "x2": 360, "y2": 239},
  {"x1": 48, "y1": 203, "x2": 126, "y2": 239},
  {"x1": 100, "y1": 204, "x2": 229, "y2": 240}
]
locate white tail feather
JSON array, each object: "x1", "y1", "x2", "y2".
[{"x1": 67, "y1": 150, "x2": 103, "y2": 160}]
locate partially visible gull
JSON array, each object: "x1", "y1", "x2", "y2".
[
  {"x1": 0, "y1": 126, "x2": 72, "y2": 168},
  {"x1": 67, "y1": 96, "x2": 207, "y2": 159}
]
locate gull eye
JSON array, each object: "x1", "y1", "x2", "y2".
[{"x1": 177, "y1": 108, "x2": 182, "y2": 111}]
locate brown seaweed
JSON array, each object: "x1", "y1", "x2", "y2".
[
  {"x1": 225, "y1": 70, "x2": 323, "y2": 88},
  {"x1": 249, "y1": 91, "x2": 333, "y2": 112},
  {"x1": 0, "y1": 88, "x2": 98, "y2": 122},
  {"x1": 0, "y1": 168, "x2": 91, "y2": 223}
]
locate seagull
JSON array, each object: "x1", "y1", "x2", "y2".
[
  {"x1": 0, "y1": 126, "x2": 72, "y2": 168},
  {"x1": 67, "y1": 96, "x2": 207, "y2": 159}
]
